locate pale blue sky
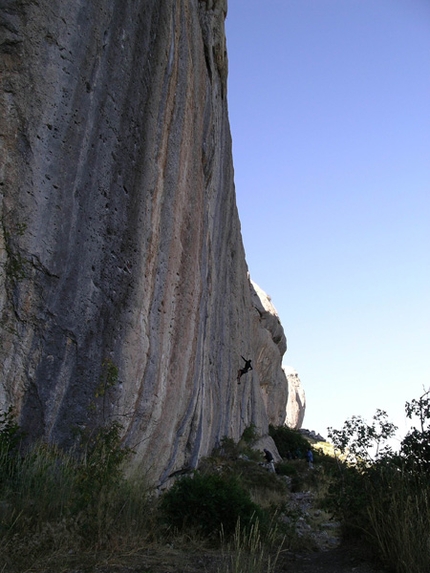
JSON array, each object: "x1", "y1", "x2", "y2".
[{"x1": 225, "y1": 0, "x2": 430, "y2": 445}]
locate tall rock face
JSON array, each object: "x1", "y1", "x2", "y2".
[{"x1": 0, "y1": 0, "x2": 291, "y2": 484}]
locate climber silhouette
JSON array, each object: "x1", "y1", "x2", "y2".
[{"x1": 237, "y1": 356, "x2": 253, "y2": 383}]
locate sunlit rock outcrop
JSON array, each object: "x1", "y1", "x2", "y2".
[
  {"x1": 0, "y1": 0, "x2": 297, "y2": 484},
  {"x1": 250, "y1": 281, "x2": 289, "y2": 427},
  {"x1": 284, "y1": 366, "x2": 306, "y2": 429}
]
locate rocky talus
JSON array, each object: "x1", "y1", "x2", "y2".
[{"x1": 0, "y1": 0, "x2": 304, "y2": 484}]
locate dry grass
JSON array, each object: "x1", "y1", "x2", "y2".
[
  {"x1": 218, "y1": 518, "x2": 285, "y2": 573},
  {"x1": 367, "y1": 473, "x2": 430, "y2": 573}
]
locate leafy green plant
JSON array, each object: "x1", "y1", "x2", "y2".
[
  {"x1": 275, "y1": 461, "x2": 298, "y2": 478},
  {"x1": 160, "y1": 472, "x2": 263, "y2": 539},
  {"x1": 324, "y1": 411, "x2": 398, "y2": 535},
  {"x1": 95, "y1": 358, "x2": 119, "y2": 398},
  {"x1": 216, "y1": 436, "x2": 239, "y2": 459},
  {"x1": 0, "y1": 406, "x2": 23, "y2": 455},
  {"x1": 75, "y1": 421, "x2": 131, "y2": 498},
  {"x1": 401, "y1": 389, "x2": 430, "y2": 471},
  {"x1": 211, "y1": 433, "x2": 261, "y2": 462},
  {"x1": 241, "y1": 424, "x2": 258, "y2": 444},
  {"x1": 328, "y1": 409, "x2": 397, "y2": 464},
  {"x1": 69, "y1": 421, "x2": 134, "y2": 546},
  {"x1": 201, "y1": 435, "x2": 288, "y2": 502},
  {"x1": 0, "y1": 407, "x2": 25, "y2": 495},
  {"x1": 325, "y1": 396, "x2": 430, "y2": 572},
  {"x1": 268, "y1": 425, "x2": 309, "y2": 459}
]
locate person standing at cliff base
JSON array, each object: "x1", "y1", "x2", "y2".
[
  {"x1": 306, "y1": 447, "x2": 314, "y2": 469},
  {"x1": 237, "y1": 356, "x2": 252, "y2": 383},
  {"x1": 264, "y1": 449, "x2": 275, "y2": 473}
]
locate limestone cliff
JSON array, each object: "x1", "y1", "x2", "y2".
[
  {"x1": 0, "y1": 0, "x2": 295, "y2": 484},
  {"x1": 250, "y1": 281, "x2": 288, "y2": 427},
  {"x1": 284, "y1": 366, "x2": 306, "y2": 429}
]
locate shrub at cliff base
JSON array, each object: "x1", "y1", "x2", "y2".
[
  {"x1": 159, "y1": 472, "x2": 264, "y2": 539},
  {"x1": 268, "y1": 424, "x2": 309, "y2": 459}
]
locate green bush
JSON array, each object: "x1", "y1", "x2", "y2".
[
  {"x1": 326, "y1": 459, "x2": 430, "y2": 571},
  {"x1": 241, "y1": 424, "x2": 258, "y2": 444},
  {"x1": 276, "y1": 461, "x2": 297, "y2": 477},
  {"x1": 73, "y1": 421, "x2": 132, "y2": 510},
  {"x1": 268, "y1": 425, "x2": 309, "y2": 459},
  {"x1": 401, "y1": 389, "x2": 430, "y2": 472},
  {"x1": 160, "y1": 472, "x2": 263, "y2": 539},
  {"x1": 213, "y1": 431, "x2": 261, "y2": 462},
  {"x1": 0, "y1": 407, "x2": 22, "y2": 454},
  {"x1": 216, "y1": 436, "x2": 240, "y2": 460},
  {"x1": 0, "y1": 407, "x2": 24, "y2": 490}
]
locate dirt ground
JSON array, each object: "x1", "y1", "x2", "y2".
[
  {"x1": 6, "y1": 493, "x2": 390, "y2": 573},
  {"x1": 37, "y1": 541, "x2": 388, "y2": 573},
  {"x1": 4, "y1": 475, "x2": 391, "y2": 572},
  {"x1": 280, "y1": 542, "x2": 389, "y2": 573}
]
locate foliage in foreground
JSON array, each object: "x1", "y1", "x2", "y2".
[
  {"x1": 326, "y1": 389, "x2": 430, "y2": 573},
  {"x1": 219, "y1": 518, "x2": 284, "y2": 573},
  {"x1": 0, "y1": 413, "x2": 291, "y2": 572},
  {"x1": 160, "y1": 472, "x2": 264, "y2": 539},
  {"x1": 0, "y1": 414, "x2": 154, "y2": 569},
  {"x1": 3, "y1": 387, "x2": 430, "y2": 573}
]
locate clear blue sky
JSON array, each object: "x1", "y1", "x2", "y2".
[{"x1": 225, "y1": 0, "x2": 430, "y2": 446}]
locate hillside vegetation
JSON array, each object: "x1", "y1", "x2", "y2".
[{"x1": 1, "y1": 390, "x2": 429, "y2": 572}]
